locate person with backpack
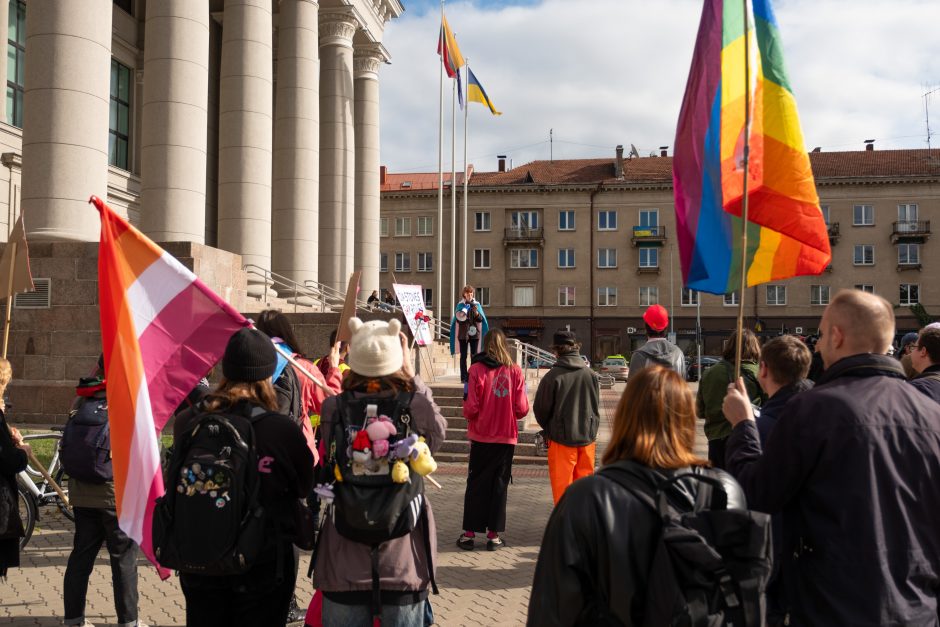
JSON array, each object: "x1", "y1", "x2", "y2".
[
  {"x1": 533, "y1": 330, "x2": 600, "y2": 505},
  {"x1": 528, "y1": 366, "x2": 769, "y2": 626},
  {"x1": 61, "y1": 357, "x2": 148, "y2": 627},
  {"x1": 628, "y1": 304, "x2": 685, "y2": 377},
  {"x1": 312, "y1": 317, "x2": 446, "y2": 627},
  {"x1": 697, "y1": 329, "x2": 765, "y2": 469},
  {"x1": 0, "y1": 359, "x2": 30, "y2": 580},
  {"x1": 457, "y1": 329, "x2": 529, "y2": 551},
  {"x1": 164, "y1": 328, "x2": 314, "y2": 626}
]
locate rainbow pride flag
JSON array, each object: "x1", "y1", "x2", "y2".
[
  {"x1": 92, "y1": 196, "x2": 250, "y2": 576},
  {"x1": 673, "y1": 0, "x2": 830, "y2": 295}
]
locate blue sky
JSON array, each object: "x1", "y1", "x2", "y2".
[{"x1": 378, "y1": 0, "x2": 940, "y2": 172}]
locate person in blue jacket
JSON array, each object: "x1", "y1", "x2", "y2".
[{"x1": 450, "y1": 285, "x2": 489, "y2": 384}]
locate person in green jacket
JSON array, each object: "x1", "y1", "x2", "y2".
[{"x1": 697, "y1": 329, "x2": 765, "y2": 470}]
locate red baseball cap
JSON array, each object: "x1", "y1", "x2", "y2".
[{"x1": 643, "y1": 304, "x2": 669, "y2": 332}]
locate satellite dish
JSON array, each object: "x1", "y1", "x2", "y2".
[{"x1": 629, "y1": 144, "x2": 640, "y2": 159}]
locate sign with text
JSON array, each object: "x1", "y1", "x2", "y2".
[{"x1": 393, "y1": 283, "x2": 433, "y2": 346}]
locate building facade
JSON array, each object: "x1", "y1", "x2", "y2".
[
  {"x1": 380, "y1": 147, "x2": 939, "y2": 361},
  {"x1": 0, "y1": 0, "x2": 402, "y2": 295}
]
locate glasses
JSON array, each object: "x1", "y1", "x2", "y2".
[{"x1": 910, "y1": 344, "x2": 924, "y2": 351}]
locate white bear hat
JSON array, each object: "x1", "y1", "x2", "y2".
[{"x1": 347, "y1": 317, "x2": 404, "y2": 377}]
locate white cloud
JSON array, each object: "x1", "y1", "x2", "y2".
[{"x1": 378, "y1": 0, "x2": 940, "y2": 171}]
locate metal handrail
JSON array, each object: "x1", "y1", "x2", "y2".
[
  {"x1": 508, "y1": 338, "x2": 556, "y2": 375},
  {"x1": 243, "y1": 264, "x2": 328, "y2": 312}
]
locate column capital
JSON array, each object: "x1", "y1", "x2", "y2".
[
  {"x1": 353, "y1": 42, "x2": 387, "y2": 80},
  {"x1": 279, "y1": 0, "x2": 318, "y2": 6},
  {"x1": 319, "y1": 9, "x2": 358, "y2": 48}
]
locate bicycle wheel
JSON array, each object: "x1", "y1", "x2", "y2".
[
  {"x1": 53, "y1": 467, "x2": 74, "y2": 521},
  {"x1": 16, "y1": 480, "x2": 37, "y2": 550}
]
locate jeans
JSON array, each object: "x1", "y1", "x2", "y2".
[
  {"x1": 63, "y1": 507, "x2": 139, "y2": 626},
  {"x1": 321, "y1": 597, "x2": 424, "y2": 627},
  {"x1": 459, "y1": 337, "x2": 479, "y2": 383}
]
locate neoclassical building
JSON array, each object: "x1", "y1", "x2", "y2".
[{"x1": 0, "y1": 0, "x2": 401, "y2": 295}]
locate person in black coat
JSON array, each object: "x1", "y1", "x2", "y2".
[
  {"x1": 0, "y1": 359, "x2": 29, "y2": 579},
  {"x1": 723, "y1": 289, "x2": 940, "y2": 625},
  {"x1": 527, "y1": 366, "x2": 745, "y2": 626},
  {"x1": 908, "y1": 325, "x2": 940, "y2": 404}
]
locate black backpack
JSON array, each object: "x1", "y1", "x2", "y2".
[
  {"x1": 599, "y1": 462, "x2": 772, "y2": 627},
  {"x1": 152, "y1": 405, "x2": 271, "y2": 575},
  {"x1": 274, "y1": 364, "x2": 304, "y2": 427},
  {"x1": 60, "y1": 395, "x2": 113, "y2": 484}
]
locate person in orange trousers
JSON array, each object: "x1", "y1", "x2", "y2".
[{"x1": 534, "y1": 330, "x2": 601, "y2": 504}]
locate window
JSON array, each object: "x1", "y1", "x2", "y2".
[
  {"x1": 380, "y1": 217, "x2": 389, "y2": 237},
  {"x1": 724, "y1": 292, "x2": 739, "y2": 306},
  {"x1": 417, "y1": 252, "x2": 433, "y2": 272},
  {"x1": 476, "y1": 287, "x2": 490, "y2": 306},
  {"x1": 6, "y1": 0, "x2": 25, "y2": 128},
  {"x1": 559, "y1": 286, "x2": 576, "y2": 306},
  {"x1": 853, "y1": 204, "x2": 874, "y2": 226},
  {"x1": 109, "y1": 59, "x2": 132, "y2": 170},
  {"x1": 394, "y1": 252, "x2": 410, "y2": 272},
  {"x1": 681, "y1": 288, "x2": 698, "y2": 306},
  {"x1": 855, "y1": 284, "x2": 874, "y2": 293},
  {"x1": 597, "y1": 287, "x2": 617, "y2": 307},
  {"x1": 597, "y1": 248, "x2": 617, "y2": 268},
  {"x1": 639, "y1": 209, "x2": 659, "y2": 227},
  {"x1": 473, "y1": 248, "x2": 491, "y2": 269},
  {"x1": 423, "y1": 288, "x2": 433, "y2": 308},
  {"x1": 811, "y1": 285, "x2": 830, "y2": 306},
  {"x1": 510, "y1": 248, "x2": 538, "y2": 269},
  {"x1": 510, "y1": 210, "x2": 539, "y2": 230},
  {"x1": 638, "y1": 247, "x2": 659, "y2": 268},
  {"x1": 898, "y1": 243, "x2": 920, "y2": 265},
  {"x1": 558, "y1": 249, "x2": 575, "y2": 268},
  {"x1": 766, "y1": 284, "x2": 787, "y2": 306},
  {"x1": 513, "y1": 285, "x2": 535, "y2": 307},
  {"x1": 639, "y1": 286, "x2": 658, "y2": 306},
  {"x1": 559, "y1": 210, "x2": 575, "y2": 231},
  {"x1": 474, "y1": 211, "x2": 491, "y2": 232},
  {"x1": 898, "y1": 203, "x2": 919, "y2": 223},
  {"x1": 113, "y1": 0, "x2": 133, "y2": 14},
  {"x1": 853, "y1": 244, "x2": 874, "y2": 265},
  {"x1": 417, "y1": 216, "x2": 433, "y2": 236},
  {"x1": 598, "y1": 210, "x2": 617, "y2": 231},
  {"x1": 820, "y1": 205, "x2": 830, "y2": 225},
  {"x1": 394, "y1": 217, "x2": 411, "y2": 236},
  {"x1": 379, "y1": 253, "x2": 388, "y2": 273},
  {"x1": 900, "y1": 284, "x2": 920, "y2": 306}
]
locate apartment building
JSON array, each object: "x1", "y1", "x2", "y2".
[{"x1": 380, "y1": 147, "x2": 938, "y2": 360}]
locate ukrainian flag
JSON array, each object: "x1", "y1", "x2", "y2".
[{"x1": 467, "y1": 67, "x2": 501, "y2": 116}]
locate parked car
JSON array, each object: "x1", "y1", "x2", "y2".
[
  {"x1": 686, "y1": 355, "x2": 720, "y2": 382},
  {"x1": 599, "y1": 355, "x2": 629, "y2": 381}
]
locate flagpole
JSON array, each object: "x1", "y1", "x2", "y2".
[
  {"x1": 436, "y1": 0, "x2": 444, "y2": 339},
  {"x1": 2, "y1": 241, "x2": 16, "y2": 359},
  {"x1": 462, "y1": 63, "x2": 469, "y2": 289},
  {"x1": 733, "y1": 0, "x2": 751, "y2": 380},
  {"x1": 450, "y1": 76, "x2": 457, "y2": 323}
]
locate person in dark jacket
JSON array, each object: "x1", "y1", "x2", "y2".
[
  {"x1": 750, "y1": 335, "x2": 813, "y2": 445},
  {"x1": 0, "y1": 359, "x2": 29, "y2": 580},
  {"x1": 528, "y1": 366, "x2": 745, "y2": 626},
  {"x1": 174, "y1": 328, "x2": 314, "y2": 626},
  {"x1": 722, "y1": 289, "x2": 940, "y2": 625},
  {"x1": 908, "y1": 326, "x2": 940, "y2": 403},
  {"x1": 534, "y1": 330, "x2": 600, "y2": 504}
]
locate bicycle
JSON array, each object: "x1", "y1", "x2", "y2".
[{"x1": 16, "y1": 428, "x2": 73, "y2": 549}]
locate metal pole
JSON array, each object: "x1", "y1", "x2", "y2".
[
  {"x1": 462, "y1": 64, "x2": 469, "y2": 289},
  {"x1": 436, "y1": 0, "x2": 444, "y2": 339},
  {"x1": 733, "y1": 0, "x2": 752, "y2": 379},
  {"x1": 450, "y1": 78, "x2": 457, "y2": 327},
  {"x1": 2, "y1": 241, "x2": 16, "y2": 358}
]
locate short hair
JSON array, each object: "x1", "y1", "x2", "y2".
[
  {"x1": 722, "y1": 329, "x2": 761, "y2": 363},
  {"x1": 827, "y1": 290, "x2": 894, "y2": 354},
  {"x1": 761, "y1": 335, "x2": 811, "y2": 385},
  {"x1": 462, "y1": 285, "x2": 474, "y2": 295},
  {"x1": 918, "y1": 327, "x2": 940, "y2": 364}
]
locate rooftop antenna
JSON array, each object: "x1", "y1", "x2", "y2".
[
  {"x1": 925, "y1": 85, "x2": 940, "y2": 150},
  {"x1": 550, "y1": 128, "x2": 553, "y2": 162}
]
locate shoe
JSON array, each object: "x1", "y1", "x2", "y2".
[
  {"x1": 487, "y1": 537, "x2": 504, "y2": 551},
  {"x1": 286, "y1": 595, "x2": 305, "y2": 623},
  {"x1": 456, "y1": 533, "x2": 475, "y2": 550}
]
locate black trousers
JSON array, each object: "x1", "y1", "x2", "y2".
[
  {"x1": 707, "y1": 436, "x2": 728, "y2": 470},
  {"x1": 63, "y1": 507, "x2": 139, "y2": 625},
  {"x1": 459, "y1": 337, "x2": 479, "y2": 383},
  {"x1": 462, "y1": 441, "x2": 514, "y2": 533},
  {"x1": 180, "y1": 541, "x2": 295, "y2": 627}
]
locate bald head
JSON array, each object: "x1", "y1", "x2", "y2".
[{"x1": 819, "y1": 289, "x2": 894, "y2": 367}]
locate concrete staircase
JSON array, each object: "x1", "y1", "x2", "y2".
[{"x1": 429, "y1": 383, "x2": 547, "y2": 466}]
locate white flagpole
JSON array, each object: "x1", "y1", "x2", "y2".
[
  {"x1": 462, "y1": 63, "x2": 469, "y2": 289},
  {"x1": 450, "y1": 77, "x2": 457, "y2": 324},
  {"x1": 436, "y1": 1, "x2": 444, "y2": 339}
]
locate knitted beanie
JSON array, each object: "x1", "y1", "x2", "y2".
[
  {"x1": 222, "y1": 328, "x2": 277, "y2": 382},
  {"x1": 346, "y1": 317, "x2": 404, "y2": 377}
]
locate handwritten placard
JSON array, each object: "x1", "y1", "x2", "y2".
[{"x1": 393, "y1": 283, "x2": 433, "y2": 346}]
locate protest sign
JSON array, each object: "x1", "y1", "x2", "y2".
[{"x1": 393, "y1": 283, "x2": 433, "y2": 346}]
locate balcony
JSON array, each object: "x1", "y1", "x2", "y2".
[
  {"x1": 891, "y1": 220, "x2": 931, "y2": 243},
  {"x1": 897, "y1": 262, "x2": 923, "y2": 272},
  {"x1": 503, "y1": 227, "x2": 544, "y2": 245},
  {"x1": 827, "y1": 222, "x2": 840, "y2": 244},
  {"x1": 631, "y1": 225, "x2": 666, "y2": 246},
  {"x1": 636, "y1": 266, "x2": 661, "y2": 275}
]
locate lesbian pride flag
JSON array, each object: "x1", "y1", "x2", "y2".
[
  {"x1": 673, "y1": 0, "x2": 830, "y2": 295},
  {"x1": 92, "y1": 196, "x2": 250, "y2": 576}
]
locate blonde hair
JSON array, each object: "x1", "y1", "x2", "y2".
[
  {"x1": 483, "y1": 329, "x2": 513, "y2": 368},
  {"x1": 0, "y1": 358, "x2": 11, "y2": 397}
]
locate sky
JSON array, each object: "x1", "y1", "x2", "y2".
[{"x1": 378, "y1": 0, "x2": 940, "y2": 173}]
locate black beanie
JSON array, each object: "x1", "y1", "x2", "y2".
[{"x1": 222, "y1": 328, "x2": 277, "y2": 382}]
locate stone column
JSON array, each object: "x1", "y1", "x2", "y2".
[
  {"x1": 318, "y1": 9, "x2": 358, "y2": 291},
  {"x1": 140, "y1": 0, "x2": 209, "y2": 243},
  {"x1": 21, "y1": 0, "x2": 112, "y2": 242},
  {"x1": 218, "y1": 0, "x2": 273, "y2": 286},
  {"x1": 354, "y1": 43, "x2": 384, "y2": 297},
  {"x1": 273, "y1": 0, "x2": 319, "y2": 292}
]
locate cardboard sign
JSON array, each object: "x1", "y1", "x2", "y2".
[
  {"x1": 393, "y1": 283, "x2": 433, "y2": 347},
  {"x1": 336, "y1": 271, "x2": 361, "y2": 343}
]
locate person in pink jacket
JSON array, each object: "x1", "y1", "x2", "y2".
[{"x1": 458, "y1": 329, "x2": 529, "y2": 551}]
